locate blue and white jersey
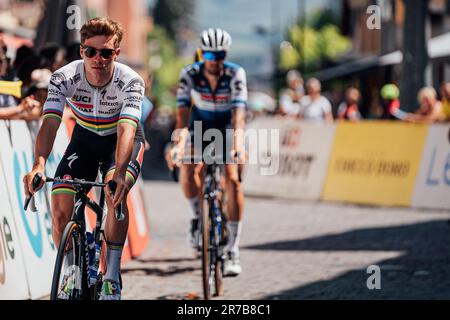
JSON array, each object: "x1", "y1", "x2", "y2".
[{"x1": 176, "y1": 61, "x2": 247, "y2": 129}]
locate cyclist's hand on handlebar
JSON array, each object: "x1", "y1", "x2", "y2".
[
  {"x1": 106, "y1": 176, "x2": 129, "y2": 209},
  {"x1": 166, "y1": 143, "x2": 184, "y2": 170},
  {"x1": 23, "y1": 167, "x2": 46, "y2": 198},
  {"x1": 231, "y1": 149, "x2": 246, "y2": 164}
]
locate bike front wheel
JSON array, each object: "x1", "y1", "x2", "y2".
[{"x1": 50, "y1": 221, "x2": 89, "y2": 300}]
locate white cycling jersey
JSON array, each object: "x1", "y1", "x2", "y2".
[{"x1": 43, "y1": 60, "x2": 144, "y2": 136}]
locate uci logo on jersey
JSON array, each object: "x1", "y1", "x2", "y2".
[{"x1": 73, "y1": 95, "x2": 91, "y2": 103}]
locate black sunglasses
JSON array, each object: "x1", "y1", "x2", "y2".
[{"x1": 83, "y1": 46, "x2": 116, "y2": 59}]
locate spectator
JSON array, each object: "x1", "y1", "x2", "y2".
[
  {"x1": 439, "y1": 82, "x2": 450, "y2": 122},
  {"x1": 16, "y1": 54, "x2": 43, "y2": 89},
  {"x1": 278, "y1": 70, "x2": 304, "y2": 116},
  {"x1": 0, "y1": 33, "x2": 6, "y2": 55},
  {"x1": 13, "y1": 45, "x2": 35, "y2": 72},
  {"x1": 65, "y1": 42, "x2": 81, "y2": 63},
  {"x1": 337, "y1": 87, "x2": 362, "y2": 121},
  {"x1": 40, "y1": 43, "x2": 66, "y2": 72},
  {"x1": 21, "y1": 68, "x2": 51, "y2": 120},
  {"x1": 405, "y1": 86, "x2": 444, "y2": 123},
  {"x1": 299, "y1": 77, "x2": 333, "y2": 123},
  {"x1": 0, "y1": 52, "x2": 40, "y2": 120},
  {"x1": 380, "y1": 83, "x2": 402, "y2": 119}
]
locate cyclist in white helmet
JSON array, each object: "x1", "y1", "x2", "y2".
[{"x1": 167, "y1": 28, "x2": 247, "y2": 276}]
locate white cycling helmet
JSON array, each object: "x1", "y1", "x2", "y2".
[{"x1": 200, "y1": 28, "x2": 232, "y2": 52}]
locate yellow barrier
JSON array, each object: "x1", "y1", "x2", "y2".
[
  {"x1": 322, "y1": 121, "x2": 428, "y2": 206},
  {"x1": 0, "y1": 80, "x2": 22, "y2": 98}
]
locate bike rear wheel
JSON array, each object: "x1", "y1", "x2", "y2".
[{"x1": 50, "y1": 221, "x2": 89, "y2": 300}]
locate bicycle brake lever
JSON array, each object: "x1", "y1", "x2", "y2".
[{"x1": 24, "y1": 173, "x2": 42, "y2": 211}]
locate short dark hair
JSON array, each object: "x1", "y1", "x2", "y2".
[{"x1": 80, "y1": 17, "x2": 123, "y2": 48}]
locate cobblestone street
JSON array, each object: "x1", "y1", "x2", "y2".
[{"x1": 122, "y1": 181, "x2": 450, "y2": 300}]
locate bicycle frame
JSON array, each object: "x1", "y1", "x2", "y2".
[{"x1": 203, "y1": 163, "x2": 225, "y2": 250}]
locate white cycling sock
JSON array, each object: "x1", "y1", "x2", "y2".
[
  {"x1": 188, "y1": 196, "x2": 200, "y2": 219},
  {"x1": 225, "y1": 221, "x2": 242, "y2": 257},
  {"x1": 104, "y1": 241, "x2": 124, "y2": 284}
]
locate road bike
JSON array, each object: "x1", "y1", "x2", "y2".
[{"x1": 24, "y1": 173, "x2": 123, "y2": 300}]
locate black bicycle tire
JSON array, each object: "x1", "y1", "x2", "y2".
[{"x1": 50, "y1": 221, "x2": 88, "y2": 300}]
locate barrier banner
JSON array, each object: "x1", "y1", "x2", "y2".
[
  {"x1": 322, "y1": 122, "x2": 428, "y2": 206},
  {"x1": 127, "y1": 178, "x2": 150, "y2": 258},
  {"x1": 0, "y1": 121, "x2": 56, "y2": 299},
  {"x1": 0, "y1": 135, "x2": 30, "y2": 299},
  {"x1": 412, "y1": 124, "x2": 450, "y2": 209},
  {"x1": 243, "y1": 117, "x2": 336, "y2": 200}
]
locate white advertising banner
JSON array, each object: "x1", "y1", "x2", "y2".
[
  {"x1": 243, "y1": 117, "x2": 336, "y2": 200},
  {"x1": 412, "y1": 124, "x2": 450, "y2": 209},
  {"x1": 0, "y1": 121, "x2": 56, "y2": 299},
  {"x1": 0, "y1": 125, "x2": 30, "y2": 299}
]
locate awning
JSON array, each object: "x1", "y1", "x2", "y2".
[{"x1": 315, "y1": 31, "x2": 450, "y2": 81}]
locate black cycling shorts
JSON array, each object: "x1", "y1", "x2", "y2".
[
  {"x1": 187, "y1": 123, "x2": 235, "y2": 164},
  {"x1": 52, "y1": 124, "x2": 145, "y2": 195}
]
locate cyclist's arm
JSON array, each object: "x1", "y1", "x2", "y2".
[
  {"x1": 111, "y1": 77, "x2": 144, "y2": 205},
  {"x1": 34, "y1": 117, "x2": 61, "y2": 169},
  {"x1": 230, "y1": 67, "x2": 248, "y2": 160},
  {"x1": 114, "y1": 121, "x2": 137, "y2": 181},
  {"x1": 174, "y1": 67, "x2": 194, "y2": 146},
  {"x1": 174, "y1": 107, "x2": 190, "y2": 146},
  {"x1": 24, "y1": 117, "x2": 61, "y2": 196}
]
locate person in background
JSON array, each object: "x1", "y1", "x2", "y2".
[
  {"x1": 404, "y1": 86, "x2": 444, "y2": 123},
  {"x1": 40, "y1": 43, "x2": 66, "y2": 72},
  {"x1": 65, "y1": 42, "x2": 81, "y2": 64},
  {"x1": 140, "y1": 96, "x2": 155, "y2": 150},
  {"x1": 380, "y1": 83, "x2": 403, "y2": 119},
  {"x1": 299, "y1": 77, "x2": 333, "y2": 123},
  {"x1": 13, "y1": 45, "x2": 35, "y2": 74},
  {"x1": 279, "y1": 70, "x2": 304, "y2": 117},
  {"x1": 439, "y1": 82, "x2": 450, "y2": 122},
  {"x1": 0, "y1": 49, "x2": 40, "y2": 120},
  {"x1": 337, "y1": 87, "x2": 362, "y2": 121}
]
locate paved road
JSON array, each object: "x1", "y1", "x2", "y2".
[{"x1": 122, "y1": 181, "x2": 450, "y2": 300}]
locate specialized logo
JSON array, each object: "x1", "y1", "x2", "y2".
[
  {"x1": 74, "y1": 199, "x2": 83, "y2": 215},
  {"x1": 67, "y1": 153, "x2": 78, "y2": 169}
]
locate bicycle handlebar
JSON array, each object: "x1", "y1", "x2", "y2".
[{"x1": 24, "y1": 174, "x2": 124, "y2": 222}]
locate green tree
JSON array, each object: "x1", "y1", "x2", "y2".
[
  {"x1": 147, "y1": 26, "x2": 189, "y2": 112},
  {"x1": 279, "y1": 9, "x2": 351, "y2": 73},
  {"x1": 152, "y1": 0, "x2": 194, "y2": 41}
]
